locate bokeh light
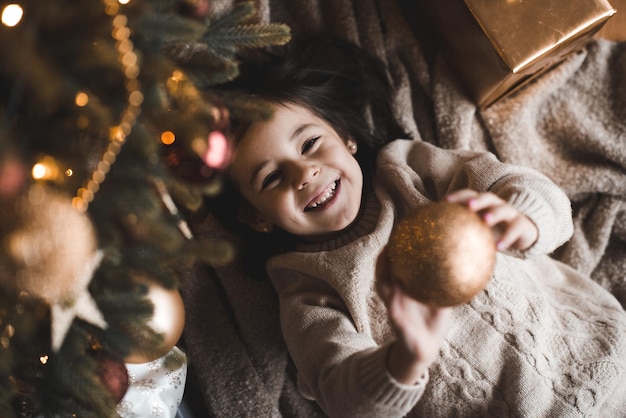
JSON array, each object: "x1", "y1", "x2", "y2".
[
  {"x1": 31, "y1": 156, "x2": 60, "y2": 181},
  {"x1": 75, "y1": 91, "x2": 89, "y2": 107},
  {"x1": 203, "y1": 131, "x2": 229, "y2": 168},
  {"x1": 161, "y1": 131, "x2": 176, "y2": 145},
  {"x1": 1, "y1": 4, "x2": 23, "y2": 27}
]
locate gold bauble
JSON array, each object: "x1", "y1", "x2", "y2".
[
  {"x1": 5, "y1": 184, "x2": 99, "y2": 301},
  {"x1": 387, "y1": 201, "x2": 496, "y2": 307},
  {"x1": 124, "y1": 277, "x2": 186, "y2": 364}
]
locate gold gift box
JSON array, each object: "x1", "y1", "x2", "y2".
[{"x1": 420, "y1": 0, "x2": 616, "y2": 107}]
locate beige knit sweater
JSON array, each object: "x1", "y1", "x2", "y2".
[{"x1": 267, "y1": 139, "x2": 626, "y2": 417}]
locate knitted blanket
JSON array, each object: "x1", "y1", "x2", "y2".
[{"x1": 180, "y1": 0, "x2": 626, "y2": 416}]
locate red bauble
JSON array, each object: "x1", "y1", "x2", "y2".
[
  {"x1": 178, "y1": 0, "x2": 212, "y2": 19},
  {"x1": 0, "y1": 153, "x2": 27, "y2": 199},
  {"x1": 164, "y1": 144, "x2": 218, "y2": 183},
  {"x1": 94, "y1": 350, "x2": 129, "y2": 404}
]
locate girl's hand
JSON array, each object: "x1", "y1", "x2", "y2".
[
  {"x1": 376, "y1": 248, "x2": 452, "y2": 385},
  {"x1": 445, "y1": 189, "x2": 539, "y2": 252}
]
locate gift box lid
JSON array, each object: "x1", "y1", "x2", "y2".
[{"x1": 466, "y1": 0, "x2": 617, "y2": 74}]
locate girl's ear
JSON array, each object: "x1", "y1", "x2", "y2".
[
  {"x1": 237, "y1": 203, "x2": 274, "y2": 233},
  {"x1": 346, "y1": 139, "x2": 357, "y2": 155}
]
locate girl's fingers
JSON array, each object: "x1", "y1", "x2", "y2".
[
  {"x1": 496, "y1": 218, "x2": 523, "y2": 251},
  {"x1": 445, "y1": 189, "x2": 538, "y2": 250},
  {"x1": 483, "y1": 206, "x2": 527, "y2": 250},
  {"x1": 497, "y1": 215, "x2": 538, "y2": 251},
  {"x1": 446, "y1": 190, "x2": 507, "y2": 216},
  {"x1": 390, "y1": 297, "x2": 453, "y2": 361},
  {"x1": 466, "y1": 193, "x2": 506, "y2": 213},
  {"x1": 444, "y1": 189, "x2": 478, "y2": 203},
  {"x1": 430, "y1": 306, "x2": 453, "y2": 338},
  {"x1": 445, "y1": 191, "x2": 537, "y2": 251},
  {"x1": 481, "y1": 202, "x2": 517, "y2": 226}
]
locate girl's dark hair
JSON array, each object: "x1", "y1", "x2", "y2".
[{"x1": 207, "y1": 35, "x2": 409, "y2": 278}]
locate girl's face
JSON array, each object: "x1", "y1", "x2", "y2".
[{"x1": 230, "y1": 103, "x2": 364, "y2": 241}]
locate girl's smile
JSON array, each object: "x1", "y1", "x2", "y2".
[
  {"x1": 304, "y1": 179, "x2": 339, "y2": 211},
  {"x1": 230, "y1": 103, "x2": 363, "y2": 241}
]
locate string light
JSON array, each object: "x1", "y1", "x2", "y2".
[
  {"x1": 72, "y1": 0, "x2": 143, "y2": 212},
  {"x1": 1, "y1": 324, "x2": 14, "y2": 348},
  {"x1": 31, "y1": 156, "x2": 60, "y2": 181},
  {"x1": 1, "y1": 4, "x2": 23, "y2": 27},
  {"x1": 75, "y1": 91, "x2": 89, "y2": 107},
  {"x1": 161, "y1": 131, "x2": 176, "y2": 145},
  {"x1": 31, "y1": 163, "x2": 48, "y2": 180}
]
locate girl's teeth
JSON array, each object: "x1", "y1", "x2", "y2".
[{"x1": 310, "y1": 183, "x2": 336, "y2": 208}]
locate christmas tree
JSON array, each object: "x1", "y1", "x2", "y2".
[{"x1": 0, "y1": 0, "x2": 289, "y2": 416}]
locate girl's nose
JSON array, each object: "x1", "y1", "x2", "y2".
[{"x1": 294, "y1": 163, "x2": 319, "y2": 190}]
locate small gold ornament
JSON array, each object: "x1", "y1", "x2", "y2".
[
  {"x1": 124, "y1": 276, "x2": 185, "y2": 364},
  {"x1": 387, "y1": 201, "x2": 496, "y2": 307}
]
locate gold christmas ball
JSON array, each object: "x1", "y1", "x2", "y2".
[
  {"x1": 387, "y1": 201, "x2": 496, "y2": 307},
  {"x1": 124, "y1": 277, "x2": 186, "y2": 364},
  {"x1": 4, "y1": 184, "x2": 99, "y2": 302}
]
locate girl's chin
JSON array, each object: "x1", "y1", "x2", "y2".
[{"x1": 302, "y1": 215, "x2": 360, "y2": 242}]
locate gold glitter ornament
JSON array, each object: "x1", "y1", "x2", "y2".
[{"x1": 387, "y1": 201, "x2": 497, "y2": 307}]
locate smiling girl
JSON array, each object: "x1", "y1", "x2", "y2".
[
  {"x1": 209, "y1": 38, "x2": 626, "y2": 417},
  {"x1": 230, "y1": 103, "x2": 363, "y2": 241}
]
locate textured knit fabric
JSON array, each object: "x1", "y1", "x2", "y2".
[{"x1": 267, "y1": 139, "x2": 626, "y2": 418}]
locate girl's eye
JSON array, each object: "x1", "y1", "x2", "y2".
[
  {"x1": 302, "y1": 136, "x2": 320, "y2": 153},
  {"x1": 261, "y1": 171, "x2": 281, "y2": 190}
]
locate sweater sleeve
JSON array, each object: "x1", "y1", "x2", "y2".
[
  {"x1": 269, "y1": 265, "x2": 427, "y2": 418},
  {"x1": 379, "y1": 140, "x2": 574, "y2": 257},
  {"x1": 445, "y1": 149, "x2": 573, "y2": 257}
]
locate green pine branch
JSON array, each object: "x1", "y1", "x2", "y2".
[
  {"x1": 202, "y1": 22, "x2": 292, "y2": 55},
  {"x1": 137, "y1": 1, "x2": 290, "y2": 85},
  {"x1": 0, "y1": 0, "x2": 291, "y2": 415}
]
